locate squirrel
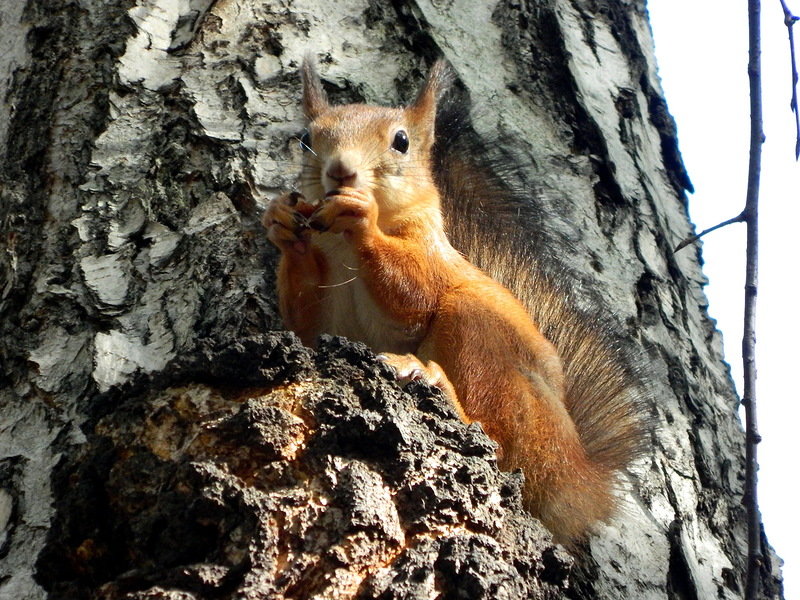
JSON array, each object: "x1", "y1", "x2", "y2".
[{"x1": 263, "y1": 58, "x2": 650, "y2": 545}]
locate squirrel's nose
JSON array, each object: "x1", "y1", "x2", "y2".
[{"x1": 325, "y1": 155, "x2": 358, "y2": 189}]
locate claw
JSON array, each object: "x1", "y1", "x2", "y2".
[
  {"x1": 293, "y1": 212, "x2": 310, "y2": 229},
  {"x1": 308, "y1": 217, "x2": 328, "y2": 232},
  {"x1": 408, "y1": 368, "x2": 425, "y2": 381}
]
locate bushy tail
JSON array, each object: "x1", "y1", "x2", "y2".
[{"x1": 432, "y1": 103, "x2": 651, "y2": 483}]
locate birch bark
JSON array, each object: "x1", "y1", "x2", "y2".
[{"x1": 0, "y1": 0, "x2": 784, "y2": 598}]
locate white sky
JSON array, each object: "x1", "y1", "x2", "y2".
[{"x1": 648, "y1": 1, "x2": 800, "y2": 597}]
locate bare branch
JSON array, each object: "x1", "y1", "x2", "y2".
[
  {"x1": 673, "y1": 212, "x2": 746, "y2": 253},
  {"x1": 779, "y1": 0, "x2": 800, "y2": 158},
  {"x1": 744, "y1": 1, "x2": 764, "y2": 598}
]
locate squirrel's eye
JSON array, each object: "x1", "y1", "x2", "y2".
[
  {"x1": 391, "y1": 130, "x2": 409, "y2": 154},
  {"x1": 299, "y1": 131, "x2": 312, "y2": 152}
]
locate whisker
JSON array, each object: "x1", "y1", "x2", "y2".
[
  {"x1": 292, "y1": 135, "x2": 319, "y2": 158},
  {"x1": 317, "y1": 275, "x2": 359, "y2": 288}
]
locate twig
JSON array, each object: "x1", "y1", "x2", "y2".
[
  {"x1": 675, "y1": 0, "x2": 798, "y2": 250},
  {"x1": 672, "y1": 3, "x2": 765, "y2": 593},
  {"x1": 744, "y1": 0, "x2": 764, "y2": 598},
  {"x1": 779, "y1": 0, "x2": 800, "y2": 158},
  {"x1": 673, "y1": 212, "x2": 746, "y2": 253}
]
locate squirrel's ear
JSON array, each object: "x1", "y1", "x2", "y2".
[
  {"x1": 301, "y1": 58, "x2": 329, "y2": 120},
  {"x1": 409, "y1": 60, "x2": 452, "y2": 122},
  {"x1": 408, "y1": 60, "x2": 453, "y2": 146}
]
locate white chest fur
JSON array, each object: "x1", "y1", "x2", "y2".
[{"x1": 313, "y1": 233, "x2": 422, "y2": 354}]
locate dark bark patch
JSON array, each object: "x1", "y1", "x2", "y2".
[{"x1": 35, "y1": 336, "x2": 572, "y2": 599}]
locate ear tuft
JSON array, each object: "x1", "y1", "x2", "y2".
[
  {"x1": 301, "y1": 57, "x2": 329, "y2": 120},
  {"x1": 410, "y1": 59, "x2": 454, "y2": 120},
  {"x1": 407, "y1": 60, "x2": 454, "y2": 149}
]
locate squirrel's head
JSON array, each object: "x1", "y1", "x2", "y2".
[{"x1": 297, "y1": 59, "x2": 452, "y2": 216}]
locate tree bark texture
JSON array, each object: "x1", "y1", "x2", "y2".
[{"x1": 0, "y1": 0, "x2": 784, "y2": 599}]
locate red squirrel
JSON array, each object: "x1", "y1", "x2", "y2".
[{"x1": 263, "y1": 59, "x2": 649, "y2": 545}]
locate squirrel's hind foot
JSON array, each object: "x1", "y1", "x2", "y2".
[{"x1": 377, "y1": 352, "x2": 469, "y2": 423}]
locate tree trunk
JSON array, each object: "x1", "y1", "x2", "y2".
[{"x1": 0, "y1": 0, "x2": 784, "y2": 598}]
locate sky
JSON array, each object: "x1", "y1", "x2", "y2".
[{"x1": 648, "y1": 1, "x2": 800, "y2": 597}]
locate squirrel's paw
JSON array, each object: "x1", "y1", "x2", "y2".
[
  {"x1": 263, "y1": 192, "x2": 317, "y2": 253},
  {"x1": 309, "y1": 187, "x2": 377, "y2": 238},
  {"x1": 377, "y1": 353, "x2": 470, "y2": 423}
]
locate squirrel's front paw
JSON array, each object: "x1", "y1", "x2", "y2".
[
  {"x1": 308, "y1": 187, "x2": 377, "y2": 238},
  {"x1": 262, "y1": 191, "x2": 317, "y2": 253}
]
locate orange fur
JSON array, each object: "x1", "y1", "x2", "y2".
[{"x1": 264, "y1": 59, "x2": 645, "y2": 545}]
